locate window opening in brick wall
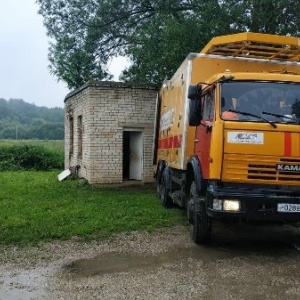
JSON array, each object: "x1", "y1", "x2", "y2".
[
  {"x1": 78, "y1": 115, "x2": 83, "y2": 158},
  {"x1": 69, "y1": 117, "x2": 74, "y2": 155}
]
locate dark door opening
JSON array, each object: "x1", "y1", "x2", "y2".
[
  {"x1": 122, "y1": 130, "x2": 143, "y2": 181},
  {"x1": 123, "y1": 131, "x2": 130, "y2": 180}
]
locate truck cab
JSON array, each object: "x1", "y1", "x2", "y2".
[{"x1": 154, "y1": 32, "x2": 300, "y2": 244}]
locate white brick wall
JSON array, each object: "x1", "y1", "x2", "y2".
[{"x1": 64, "y1": 81, "x2": 157, "y2": 184}]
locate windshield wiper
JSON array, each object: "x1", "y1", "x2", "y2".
[
  {"x1": 229, "y1": 109, "x2": 277, "y2": 128},
  {"x1": 262, "y1": 111, "x2": 300, "y2": 124}
]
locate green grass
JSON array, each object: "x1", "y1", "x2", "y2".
[
  {"x1": 0, "y1": 171, "x2": 186, "y2": 246},
  {"x1": 0, "y1": 139, "x2": 64, "y2": 150}
]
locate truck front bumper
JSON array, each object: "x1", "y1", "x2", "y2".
[{"x1": 206, "y1": 185, "x2": 300, "y2": 222}]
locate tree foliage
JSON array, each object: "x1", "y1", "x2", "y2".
[
  {"x1": 36, "y1": 0, "x2": 300, "y2": 89},
  {"x1": 0, "y1": 98, "x2": 64, "y2": 140}
]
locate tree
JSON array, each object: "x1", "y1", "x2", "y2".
[
  {"x1": 36, "y1": 0, "x2": 111, "y2": 89},
  {"x1": 120, "y1": 1, "x2": 232, "y2": 84},
  {"x1": 222, "y1": 0, "x2": 300, "y2": 34},
  {"x1": 36, "y1": 0, "x2": 300, "y2": 89}
]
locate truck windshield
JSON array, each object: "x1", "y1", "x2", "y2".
[{"x1": 220, "y1": 81, "x2": 300, "y2": 124}]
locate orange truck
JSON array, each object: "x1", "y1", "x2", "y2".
[{"x1": 153, "y1": 32, "x2": 300, "y2": 244}]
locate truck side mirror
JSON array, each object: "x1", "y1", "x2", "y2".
[
  {"x1": 188, "y1": 85, "x2": 202, "y2": 126},
  {"x1": 187, "y1": 85, "x2": 201, "y2": 100}
]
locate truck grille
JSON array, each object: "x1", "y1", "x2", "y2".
[
  {"x1": 248, "y1": 159, "x2": 300, "y2": 181},
  {"x1": 248, "y1": 164, "x2": 276, "y2": 180},
  {"x1": 223, "y1": 154, "x2": 300, "y2": 184}
]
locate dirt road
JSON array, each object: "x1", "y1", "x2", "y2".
[{"x1": 1, "y1": 222, "x2": 300, "y2": 300}]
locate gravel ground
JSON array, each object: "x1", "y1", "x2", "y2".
[{"x1": 1, "y1": 223, "x2": 300, "y2": 300}]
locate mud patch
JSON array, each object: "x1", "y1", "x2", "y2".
[
  {"x1": 2, "y1": 225, "x2": 300, "y2": 300},
  {"x1": 61, "y1": 242, "x2": 294, "y2": 278},
  {"x1": 62, "y1": 246, "x2": 235, "y2": 276},
  {"x1": 61, "y1": 222, "x2": 300, "y2": 278}
]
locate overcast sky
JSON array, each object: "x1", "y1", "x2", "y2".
[{"x1": 0, "y1": 0, "x2": 128, "y2": 108}]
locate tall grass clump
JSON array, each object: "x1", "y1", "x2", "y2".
[{"x1": 0, "y1": 144, "x2": 64, "y2": 171}]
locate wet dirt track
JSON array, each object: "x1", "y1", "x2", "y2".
[{"x1": 1, "y1": 222, "x2": 300, "y2": 300}]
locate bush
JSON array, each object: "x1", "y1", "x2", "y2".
[{"x1": 0, "y1": 144, "x2": 64, "y2": 171}]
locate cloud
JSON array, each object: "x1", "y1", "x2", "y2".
[
  {"x1": 0, "y1": 0, "x2": 69, "y2": 108},
  {"x1": 0, "y1": 0, "x2": 129, "y2": 108}
]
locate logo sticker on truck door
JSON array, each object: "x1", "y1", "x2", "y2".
[{"x1": 227, "y1": 132, "x2": 264, "y2": 144}]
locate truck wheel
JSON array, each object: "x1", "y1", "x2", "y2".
[
  {"x1": 156, "y1": 176, "x2": 162, "y2": 198},
  {"x1": 156, "y1": 162, "x2": 165, "y2": 197},
  {"x1": 159, "y1": 169, "x2": 173, "y2": 208},
  {"x1": 188, "y1": 181, "x2": 212, "y2": 244}
]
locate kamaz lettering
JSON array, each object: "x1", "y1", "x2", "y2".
[{"x1": 276, "y1": 164, "x2": 300, "y2": 172}]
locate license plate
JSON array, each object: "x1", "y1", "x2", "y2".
[{"x1": 277, "y1": 203, "x2": 300, "y2": 213}]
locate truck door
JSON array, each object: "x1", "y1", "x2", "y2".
[{"x1": 195, "y1": 88, "x2": 215, "y2": 179}]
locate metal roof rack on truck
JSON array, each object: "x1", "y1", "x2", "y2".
[{"x1": 200, "y1": 32, "x2": 300, "y2": 62}]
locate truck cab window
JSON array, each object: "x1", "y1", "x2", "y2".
[
  {"x1": 221, "y1": 81, "x2": 300, "y2": 123},
  {"x1": 202, "y1": 91, "x2": 215, "y2": 120}
]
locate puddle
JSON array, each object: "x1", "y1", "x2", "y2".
[
  {"x1": 62, "y1": 246, "x2": 234, "y2": 276},
  {"x1": 62, "y1": 224, "x2": 300, "y2": 277},
  {"x1": 62, "y1": 241, "x2": 294, "y2": 277},
  {"x1": 0, "y1": 269, "x2": 48, "y2": 300},
  {"x1": 2, "y1": 224, "x2": 300, "y2": 300}
]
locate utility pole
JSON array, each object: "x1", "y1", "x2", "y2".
[{"x1": 15, "y1": 123, "x2": 18, "y2": 140}]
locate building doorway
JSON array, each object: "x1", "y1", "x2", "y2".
[{"x1": 123, "y1": 131, "x2": 143, "y2": 180}]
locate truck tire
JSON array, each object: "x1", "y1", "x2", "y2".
[
  {"x1": 156, "y1": 176, "x2": 162, "y2": 198},
  {"x1": 156, "y1": 163, "x2": 164, "y2": 197},
  {"x1": 159, "y1": 169, "x2": 173, "y2": 208},
  {"x1": 189, "y1": 181, "x2": 212, "y2": 244}
]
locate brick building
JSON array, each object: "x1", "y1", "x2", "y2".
[{"x1": 64, "y1": 81, "x2": 158, "y2": 184}]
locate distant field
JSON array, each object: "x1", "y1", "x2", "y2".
[{"x1": 0, "y1": 139, "x2": 64, "y2": 150}]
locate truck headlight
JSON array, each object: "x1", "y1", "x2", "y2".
[{"x1": 223, "y1": 200, "x2": 240, "y2": 212}]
